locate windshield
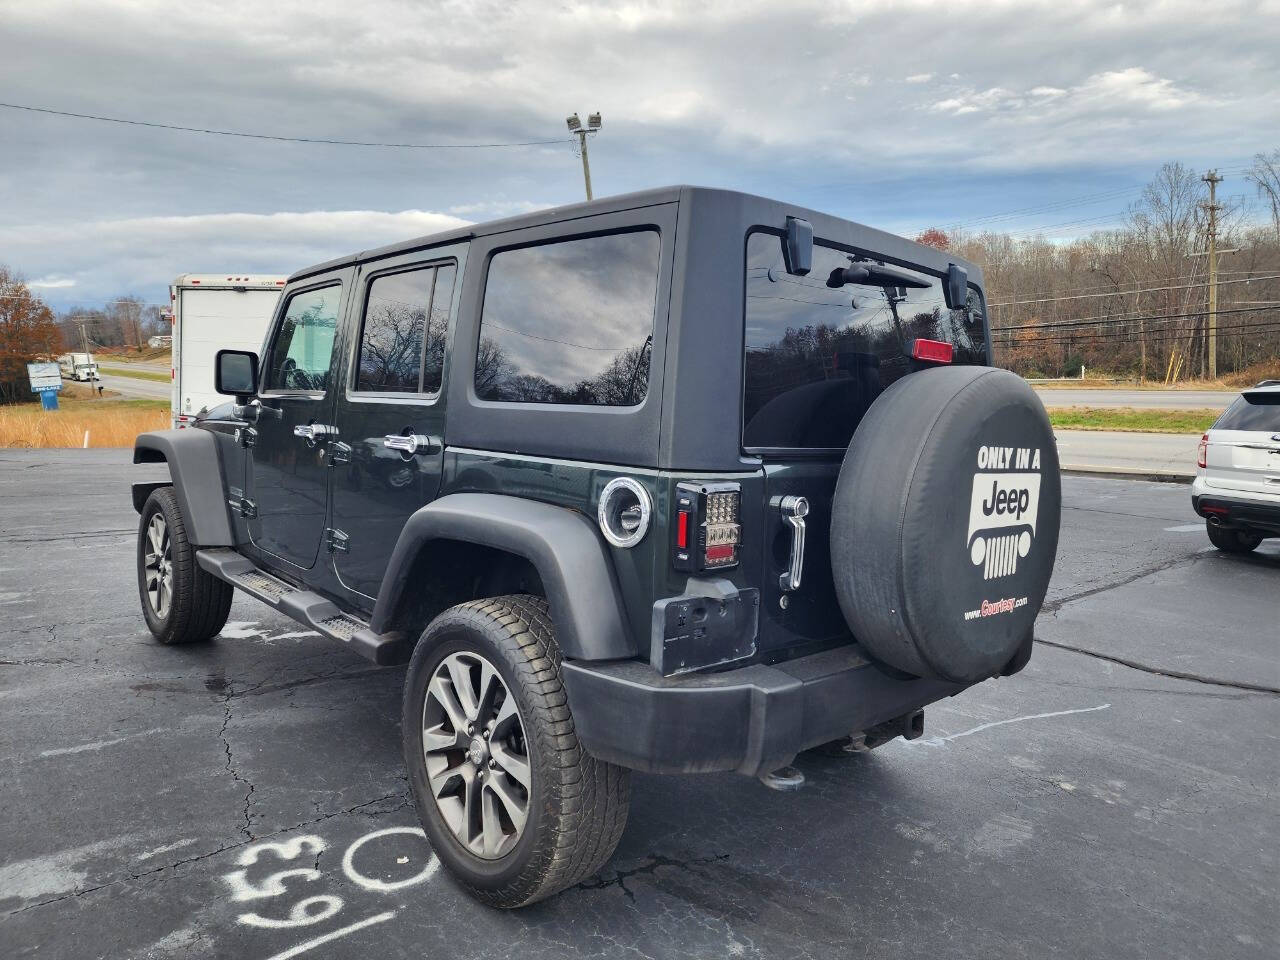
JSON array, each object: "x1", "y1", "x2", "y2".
[{"x1": 743, "y1": 230, "x2": 988, "y2": 449}]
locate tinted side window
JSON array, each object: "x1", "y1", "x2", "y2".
[
  {"x1": 265, "y1": 286, "x2": 341, "y2": 392},
  {"x1": 476, "y1": 230, "x2": 660, "y2": 406},
  {"x1": 357, "y1": 268, "x2": 431, "y2": 393},
  {"x1": 422, "y1": 264, "x2": 456, "y2": 395},
  {"x1": 743, "y1": 231, "x2": 987, "y2": 449},
  {"x1": 1215, "y1": 394, "x2": 1280, "y2": 431}
]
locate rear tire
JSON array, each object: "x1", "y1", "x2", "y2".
[
  {"x1": 137, "y1": 487, "x2": 233, "y2": 644},
  {"x1": 402, "y1": 595, "x2": 630, "y2": 908},
  {"x1": 1206, "y1": 521, "x2": 1262, "y2": 554}
]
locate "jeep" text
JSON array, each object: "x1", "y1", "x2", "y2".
[{"x1": 981, "y1": 481, "x2": 1031, "y2": 520}]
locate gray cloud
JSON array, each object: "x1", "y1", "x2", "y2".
[{"x1": 2, "y1": 0, "x2": 1278, "y2": 308}]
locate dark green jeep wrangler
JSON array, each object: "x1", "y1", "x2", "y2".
[{"x1": 132, "y1": 187, "x2": 1061, "y2": 907}]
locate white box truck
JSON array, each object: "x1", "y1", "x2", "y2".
[
  {"x1": 58, "y1": 352, "x2": 99, "y2": 382},
  {"x1": 171, "y1": 275, "x2": 286, "y2": 427}
]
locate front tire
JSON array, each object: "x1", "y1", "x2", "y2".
[
  {"x1": 137, "y1": 487, "x2": 233, "y2": 644},
  {"x1": 1206, "y1": 521, "x2": 1262, "y2": 554},
  {"x1": 402, "y1": 596, "x2": 630, "y2": 908}
]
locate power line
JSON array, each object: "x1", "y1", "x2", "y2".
[
  {"x1": 991, "y1": 267, "x2": 1269, "y2": 302},
  {"x1": 0, "y1": 101, "x2": 572, "y2": 149},
  {"x1": 993, "y1": 303, "x2": 1278, "y2": 334},
  {"x1": 937, "y1": 184, "x2": 1147, "y2": 232},
  {"x1": 993, "y1": 310, "x2": 1280, "y2": 342},
  {"x1": 993, "y1": 318, "x2": 1280, "y2": 348},
  {"x1": 989, "y1": 273, "x2": 1280, "y2": 308}
]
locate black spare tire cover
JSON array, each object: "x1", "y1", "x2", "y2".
[{"x1": 830, "y1": 367, "x2": 1060, "y2": 683}]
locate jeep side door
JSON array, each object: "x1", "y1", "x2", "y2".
[
  {"x1": 245, "y1": 271, "x2": 352, "y2": 571},
  {"x1": 326, "y1": 246, "x2": 464, "y2": 604}
]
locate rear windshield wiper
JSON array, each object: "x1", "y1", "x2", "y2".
[{"x1": 826, "y1": 262, "x2": 931, "y2": 290}]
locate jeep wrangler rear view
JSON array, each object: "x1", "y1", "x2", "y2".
[{"x1": 132, "y1": 187, "x2": 1061, "y2": 907}]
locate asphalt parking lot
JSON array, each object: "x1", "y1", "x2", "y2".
[{"x1": 2, "y1": 450, "x2": 1277, "y2": 959}]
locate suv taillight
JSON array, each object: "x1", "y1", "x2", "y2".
[
  {"x1": 1197, "y1": 433, "x2": 1208, "y2": 469},
  {"x1": 673, "y1": 481, "x2": 741, "y2": 571}
]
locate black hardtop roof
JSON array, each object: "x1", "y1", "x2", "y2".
[{"x1": 287, "y1": 185, "x2": 982, "y2": 284}]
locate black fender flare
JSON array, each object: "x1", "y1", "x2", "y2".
[
  {"x1": 133, "y1": 430, "x2": 234, "y2": 547},
  {"x1": 370, "y1": 493, "x2": 636, "y2": 662}
]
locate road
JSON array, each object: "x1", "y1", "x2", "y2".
[
  {"x1": 1035, "y1": 387, "x2": 1238, "y2": 410},
  {"x1": 1055, "y1": 429, "x2": 1198, "y2": 479},
  {"x1": 1, "y1": 452, "x2": 1276, "y2": 959},
  {"x1": 95, "y1": 371, "x2": 170, "y2": 401}
]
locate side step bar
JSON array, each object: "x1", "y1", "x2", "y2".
[{"x1": 196, "y1": 548, "x2": 409, "y2": 665}]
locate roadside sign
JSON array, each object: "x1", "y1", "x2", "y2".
[{"x1": 27, "y1": 361, "x2": 62, "y2": 393}]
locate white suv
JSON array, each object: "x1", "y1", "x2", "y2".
[{"x1": 1192, "y1": 381, "x2": 1280, "y2": 554}]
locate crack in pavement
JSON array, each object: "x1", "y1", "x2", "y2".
[
  {"x1": 1036, "y1": 553, "x2": 1280, "y2": 695},
  {"x1": 217, "y1": 682, "x2": 256, "y2": 841},
  {"x1": 1041, "y1": 552, "x2": 1204, "y2": 615},
  {"x1": 1, "y1": 791, "x2": 412, "y2": 919},
  {"x1": 576, "y1": 853, "x2": 731, "y2": 902},
  {"x1": 229, "y1": 665, "x2": 391, "y2": 699},
  {"x1": 1034, "y1": 638, "x2": 1280, "y2": 695},
  {"x1": 0, "y1": 529, "x2": 135, "y2": 545}
]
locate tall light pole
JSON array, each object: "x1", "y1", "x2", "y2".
[{"x1": 566, "y1": 112, "x2": 601, "y2": 201}]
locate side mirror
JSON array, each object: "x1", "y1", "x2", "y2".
[
  {"x1": 215, "y1": 349, "x2": 259, "y2": 400},
  {"x1": 782, "y1": 216, "x2": 813, "y2": 276},
  {"x1": 945, "y1": 263, "x2": 969, "y2": 310}
]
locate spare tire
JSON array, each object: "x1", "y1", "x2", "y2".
[{"x1": 830, "y1": 367, "x2": 1060, "y2": 683}]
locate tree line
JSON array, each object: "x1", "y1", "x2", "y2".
[
  {"x1": 920, "y1": 151, "x2": 1280, "y2": 383},
  {"x1": 56, "y1": 299, "x2": 168, "y2": 353}
]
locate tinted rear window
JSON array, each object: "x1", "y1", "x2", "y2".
[
  {"x1": 743, "y1": 231, "x2": 987, "y2": 449},
  {"x1": 1215, "y1": 394, "x2": 1280, "y2": 431},
  {"x1": 476, "y1": 230, "x2": 660, "y2": 406}
]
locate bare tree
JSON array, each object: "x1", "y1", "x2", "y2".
[{"x1": 1248, "y1": 149, "x2": 1280, "y2": 242}]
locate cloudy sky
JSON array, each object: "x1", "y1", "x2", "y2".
[{"x1": 2, "y1": 0, "x2": 1278, "y2": 310}]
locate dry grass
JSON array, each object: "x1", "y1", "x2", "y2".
[{"x1": 0, "y1": 398, "x2": 169, "y2": 448}]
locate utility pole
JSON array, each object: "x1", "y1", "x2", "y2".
[
  {"x1": 77, "y1": 319, "x2": 102, "y2": 399},
  {"x1": 1134, "y1": 277, "x2": 1145, "y2": 383},
  {"x1": 1202, "y1": 170, "x2": 1222, "y2": 379},
  {"x1": 565, "y1": 112, "x2": 602, "y2": 201}
]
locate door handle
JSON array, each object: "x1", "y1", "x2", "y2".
[
  {"x1": 294, "y1": 423, "x2": 338, "y2": 446},
  {"x1": 774, "y1": 495, "x2": 809, "y2": 592},
  {"x1": 383, "y1": 434, "x2": 439, "y2": 455}
]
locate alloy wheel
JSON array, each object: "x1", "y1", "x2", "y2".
[
  {"x1": 422, "y1": 651, "x2": 531, "y2": 859},
  {"x1": 143, "y1": 513, "x2": 173, "y2": 619}
]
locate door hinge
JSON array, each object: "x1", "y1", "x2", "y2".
[
  {"x1": 327, "y1": 441, "x2": 352, "y2": 466},
  {"x1": 235, "y1": 426, "x2": 257, "y2": 448},
  {"x1": 325, "y1": 527, "x2": 350, "y2": 553},
  {"x1": 227, "y1": 497, "x2": 257, "y2": 519}
]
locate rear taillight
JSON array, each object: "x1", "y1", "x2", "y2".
[
  {"x1": 912, "y1": 338, "x2": 953, "y2": 364},
  {"x1": 673, "y1": 481, "x2": 741, "y2": 571},
  {"x1": 1197, "y1": 433, "x2": 1208, "y2": 469}
]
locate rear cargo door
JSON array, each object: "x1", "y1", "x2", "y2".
[
  {"x1": 1205, "y1": 391, "x2": 1280, "y2": 495},
  {"x1": 742, "y1": 229, "x2": 990, "y2": 656},
  {"x1": 176, "y1": 286, "x2": 283, "y2": 422}
]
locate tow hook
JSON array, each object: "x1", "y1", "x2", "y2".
[{"x1": 758, "y1": 765, "x2": 806, "y2": 791}]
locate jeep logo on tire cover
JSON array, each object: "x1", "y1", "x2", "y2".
[{"x1": 967, "y1": 445, "x2": 1042, "y2": 581}]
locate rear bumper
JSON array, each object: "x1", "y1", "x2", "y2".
[
  {"x1": 561, "y1": 645, "x2": 968, "y2": 777},
  {"x1": 1192, "y1": 490, "x2": 1280, "y2": 535}
]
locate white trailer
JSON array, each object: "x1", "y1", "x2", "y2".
[
  {"x1": 171, "y1": 274, "x2": 286, "y2": 427},
  {"x1": 58, "y1": 352, "x2": 98, "y2": 382}
]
